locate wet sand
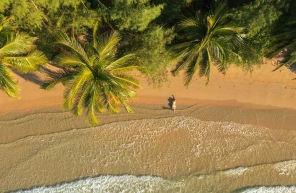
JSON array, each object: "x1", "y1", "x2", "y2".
[
  {"x1": 1, "y1": 59, "x2": 296, "y2": 192},
  {"x1": 1, "y1": 106, "x2": 296, "y2": 192}
]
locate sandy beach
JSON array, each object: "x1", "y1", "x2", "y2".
[{"x1": 1, "y1": 59, "x2": 296, "y2": 192}]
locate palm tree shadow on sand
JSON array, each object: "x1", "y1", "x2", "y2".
[
  {"x1": 162, "y1": 95, "x2": 174, "y2": 110},
  {"x1": 11, "y1": 69, "x2": 43, "y2": 85}
]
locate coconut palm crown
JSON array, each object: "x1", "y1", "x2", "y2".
[
  {"x1": 0, "y1": 18, "x2": 47, "y2": 98},
  {"x1": 171, "y1": 2, "x2": 245, "y2": 86},
  {"x1": 42, "y1": 30, "x2": 140, "y2": 126}
]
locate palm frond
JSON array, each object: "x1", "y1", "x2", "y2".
[
  {"x1": 98, "y1": 31, "x2": 121, "y2": 62},
  {"x1": 209, "y1": 41, "x2": 229, "y2": 73},
  {"x1": 273, "y1": 51, "x2": 296, "y2": 71},
  {"x1": 55, "y1": 53, "x2": 87, "y2": 67},
  {"x1": 172, "y1": 44, "x2": 200, "y2": 76},
  {"x1": 178, "y1": 18, "x2": 197, "y2": 30},
  {"x1": 211, "y1": 2, "x2": 228, "y2": 28},
  {"x1": 112, "y1": 73, "x2": 140, "y2": 88},
  {"x1": 197, "y1": 51, "x2": 209, "y2": 78},
  {"x1": 72, "y1": 91, "x2": 84, "y2": 116},
  {"x1": 100, "y1": 86, "x2": 120, "y2": 114},
  {"x1": 54, "y1": 32, "x2": 90, "y2": 65},
  {"x1": 170, "y1": 40, "x2": 199, "y2": 54},
  {"x1": 109, "y1": 74, "x2": 140, "y2": 89},
  {"x1": 183, "y1": 51, "x2": 203, "y2": 86},
  {"x1": 0, "y1": 33, "x2": 37, "y2": 56},
  {"x1": 119, "y1": 98, "x2": 134, "y2": 113},
  {"x1": 105, "y1": 54, "x2": 136, "y2": 70},
  {"x1": 0, "y1": 63, "x2": 20, "y2": 99},
  {"x1": 106, "y1": 100, "x2": 120, "y2": 114},
  {"x1": 82, "y1": 85, "x2": 101, "y2": 126},
  {"x1": 212, "y1": 27, "x2": 242, "y2": 38},
  {"x1": 285, "y1": 51, "x2": 296, "y2": 67},
  {"x1": 204, "y1": 49, "x2": 212, "y2": 85},
  {"x1": 3, "y1": 50, "x2": 47, "y2": 73},
  {"x1": 93, "y1": 20, "x2": 100, "y2": 48},
  {"x1": 267, "y1": 40, "x2": 296, "y2": 58},
  {"x1": 63, "y1": 68, "x2": 92, "y2": 110},
  {"x1": 0, "y1": 16, "x2": 10, "y2": 31},
  {"x1": 87, "y1": 104, "x2": 99, "y2": 126},
  {"x1": 41, "y1": 69, "x2": 75, "y2": 91},
  {"x1": 111, "y1": 66, "x2": 139, "y2": 73},
  {"x1": 273, "y1": 30, "x2": 296, "y2": 41},
  {"x1": 272, "y1": 61, "x2": 286, "y2": 71}
]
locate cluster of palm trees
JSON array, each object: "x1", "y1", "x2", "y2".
[{"x1": 0, "y1": 2, "x2": 293, "y2": 125}]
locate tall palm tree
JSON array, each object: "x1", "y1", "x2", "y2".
[
  {"x1": 171, "y1": 2, "x2": 245, "y2": 86},
  {"x1": 42, "y1": 29, "x2": 140, "y2": 126},
  {"x1": 0, "y1": 18, "x2": 47, "y2": 98}
]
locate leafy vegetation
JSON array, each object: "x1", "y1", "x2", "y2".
[
  {"x1": 171, "y1": 2, "x2": 245, "y2": 86},
  {"x1": 265, "y1": 0, "x2": 296, "y2": 70},
  {"x1": 42, "y1": 28, "x2": 140, "y2": 125},
  {"x1": 0, "y1": 0, "x2": 295, "y2": 125},
  {"x1": 0, "y1": 17, "x2": 47, "y2": 98}
]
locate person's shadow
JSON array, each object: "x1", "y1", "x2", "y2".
[{"x1": 162, "y1": 95, "x2": 175, "y2": 110}]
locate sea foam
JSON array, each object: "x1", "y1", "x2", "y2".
[
  {"x1": 241, "y1": 186, "x2": 296, "y2": 193},
  {"x1": 13, "y1": 175, "x2": 183, "y2": 193}
]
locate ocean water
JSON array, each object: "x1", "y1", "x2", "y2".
[
  {"x1": 241, "y1": 186, "x2": 296, "y2": 193},
  {"x1": 1, "y1": 116, "x2": 296, "y2": 192},
  {"x1": 12, "y1": 175, "x2": 296, "y2": 193}
]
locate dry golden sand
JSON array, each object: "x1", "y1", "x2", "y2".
[{"x1": 1, "y1": 59, "x2": 296, "y2": 192}]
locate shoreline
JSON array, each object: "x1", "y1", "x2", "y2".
[
  {"x1": 1, "y1": 58, "x2": 296, "y2": 145},
  {"x1": 1, "y1": 59, "x2": 296, "y2": 192},
  {"x1": 1, "y1": 103, "x2": 296, "y2": 192},
  {"x1": 1, "y1": 99, "x2": 296, "y2": 145}
]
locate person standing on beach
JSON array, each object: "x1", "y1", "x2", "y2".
[{"x1": 172, "y1": 95, "x2": 176, "y2": 113}]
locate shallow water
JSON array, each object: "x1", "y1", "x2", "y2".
[
  {"x1": 12, "y1": 175, "x2": 296, "y2": 193},
  {"x1": 1, "y1": 114, "x2": 296, "y2": 192}
]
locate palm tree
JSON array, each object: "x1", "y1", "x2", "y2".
[
  {"x1": 266, "y1": 13, "x2": 296, "y2": 71},
  {"x1": 42, "y1": 29, "x2": 140, "y2": 126},
  {"x1": 0, "y1": 18, "x2": 47, "y2": 98},
  {"x1": 267, "y1": 29, "x2": 296, "y2": 71},
  {"x1": 171, "y1": 2, "x2": 245, "y2": 86}
]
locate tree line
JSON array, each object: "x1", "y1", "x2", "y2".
[{"x1": 0, "y1": 0, "x2": 295, "y2": 125}]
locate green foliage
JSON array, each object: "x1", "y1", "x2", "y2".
[
  {"x1": 110, "y1": 0, "x2": 164, "y2": 32},
  {"x1": 124, "y1": 25, "x2": 174, "y2": 87},
  {"x1": 171, "y1": 2, "x2": 246, "y2": 86},
  {"x1": 0, "y1": 30, "x2": 47, "y2": 98},
  {"x1": 42, "y1": 30, "x2": 140, "y2": 126},
  {"x1": 229, "y1": 0, "x2": 290, "y2": 60},
  {"x1": 8, "y1": 0, "x2": 46, "y2": 31},
  {"x1": 0, "y1": 0, "x2": 99, "y2": 60},
  {"x1": 0, "y1": 61, "x2": 20, "y2": 99},
  {"x1": 0, "y1": 0, "x2": 10, "y2": 13},
  {"x1": 0, "y1": 0, "x2": 295, "y2": 97},
  {"x1": 0, "y1": 0, "x2": 98, "y2": 34},
  {"x1": 265, "y1": 0, "x2": 296, "y2": 70},
  {"x1": 149, "y1": 0, "x2": 188, "y2": 24},
  {"x1": 232, "y1": 1, "x2": 284, "y2": 38},
  {"x1": 45, "y1": 3, "x2": 98, "y2": 35}
]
